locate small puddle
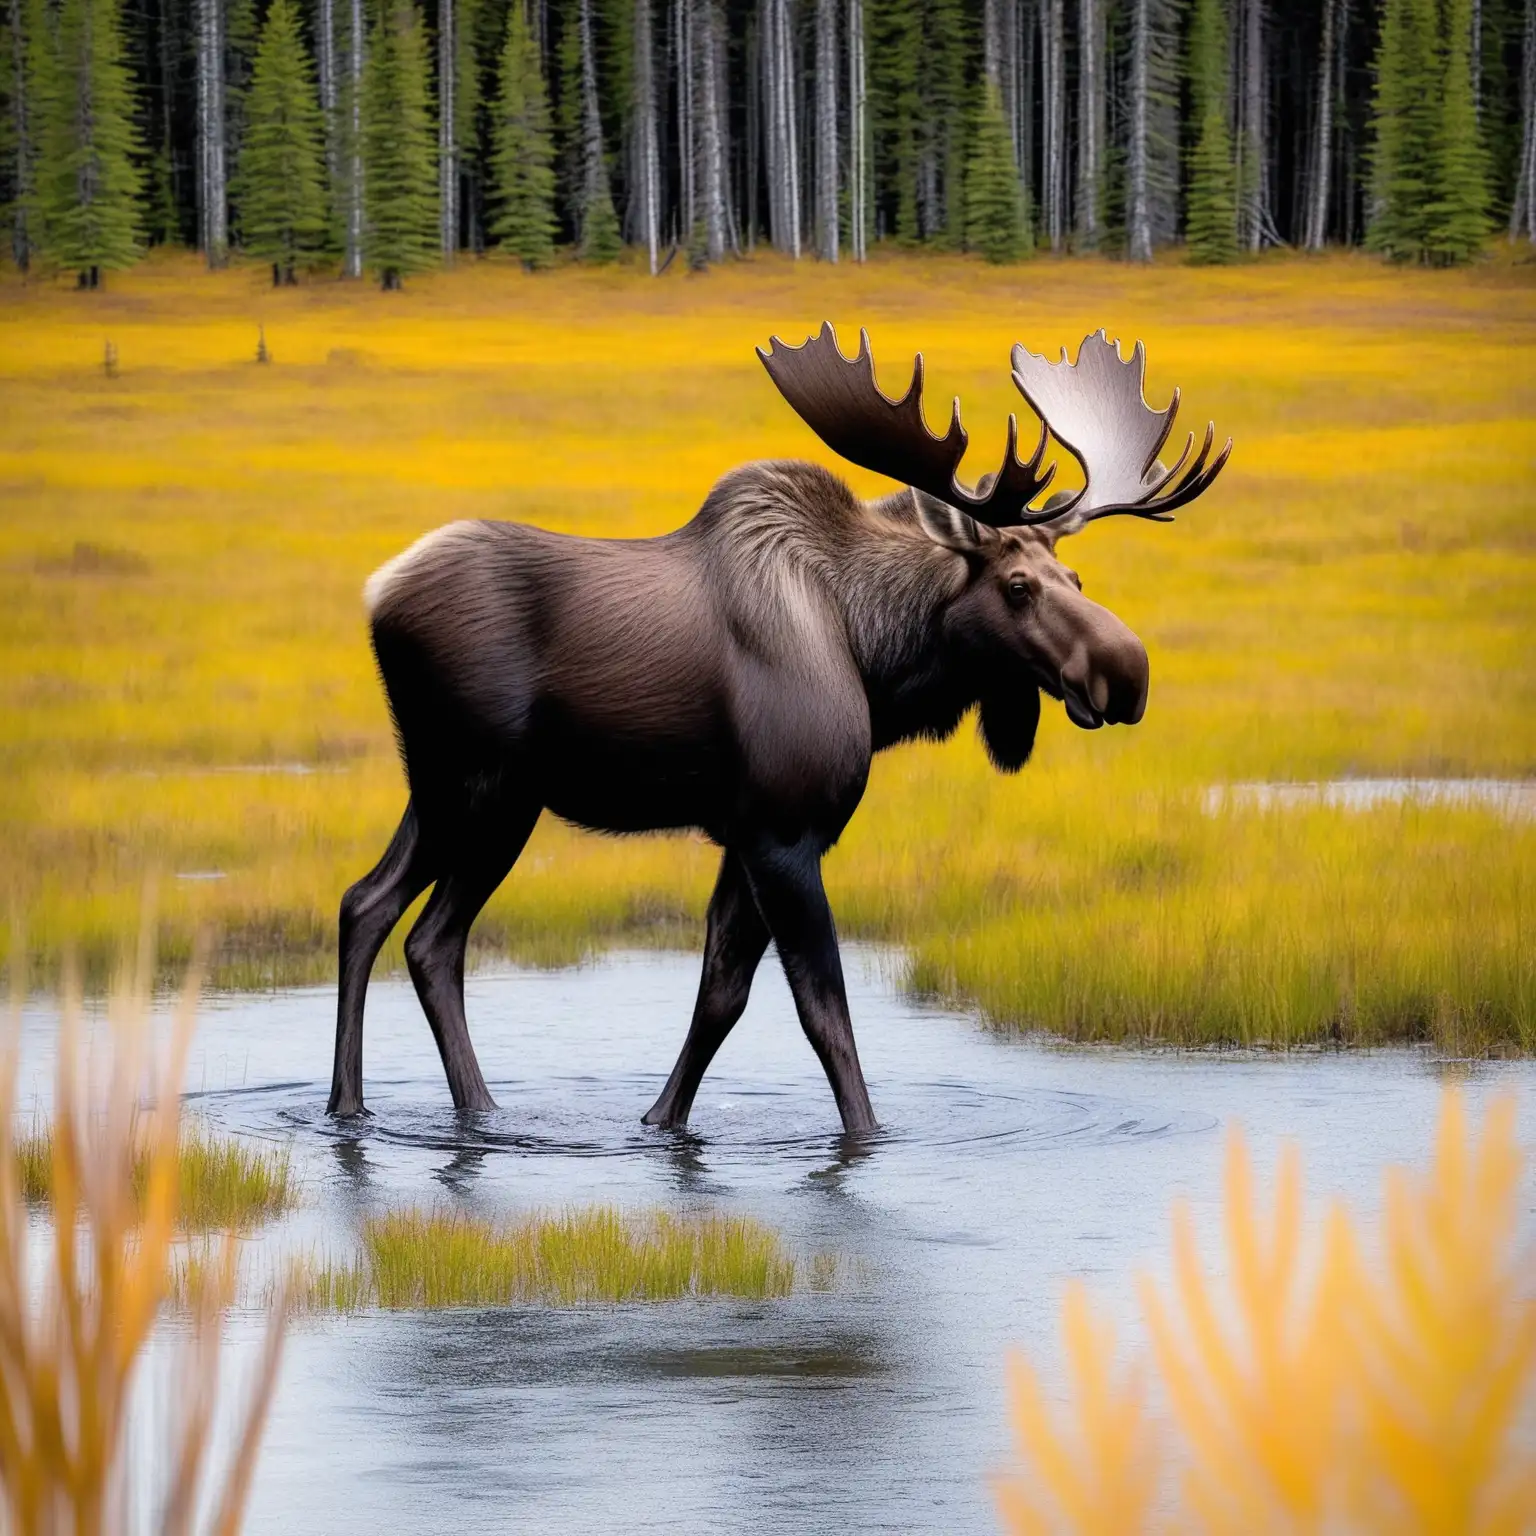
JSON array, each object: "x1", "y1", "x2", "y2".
[
  {"x1": 15, "y1": 949, "x2": 1536, "y2": 1533},
  {"x1": 1204, "y1": 777, "x2": 1536, "y2": 818}
]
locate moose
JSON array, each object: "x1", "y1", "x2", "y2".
[{"x1": 328, "y1": 326, "x2": 1231, "y2": 1134}]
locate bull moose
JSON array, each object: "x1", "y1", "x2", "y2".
[{"x1": 328, "y1": 326, "x2": 1231, "y2": 1134}]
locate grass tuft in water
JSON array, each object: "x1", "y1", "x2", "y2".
[
  {"x1": 352, "y1": 1206, "x2": 798, "y2": 1309},
  {"x1": 15, "y1": 1118, "x2": 296, "y2": 1231}
]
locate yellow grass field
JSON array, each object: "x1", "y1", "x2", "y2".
[{"x1": 1, "y1": 247, "x2": 1533, "y2": 1047}]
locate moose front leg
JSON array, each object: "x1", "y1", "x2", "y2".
[
  {"x1": 741, "y1": 836, "x2": 878, "y2": 1137},
  {"x1": 643, "y1": 851, "x2": 770, "y2": 1129}
]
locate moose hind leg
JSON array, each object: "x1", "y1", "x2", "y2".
[
  {"x1": 643, "y1": 851, "x2": 770, "y2": 1129},
  {"x1": 403, "y1": 805, "x2": 539, "y2": 1111},
  {"x1": 741, "y1": 836, "x2": 877, "y2": 1136},
  {"x1": 330, "y1": 802, "x2": 433, "y2": 1117}
]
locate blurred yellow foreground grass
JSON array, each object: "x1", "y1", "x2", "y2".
[
  {"x1": 1, "y1": 249, "x2": 1532, "y2": 1046},
  {"x1": 999, "y1": 1090, "x2": 1536, "y2": 1533}
]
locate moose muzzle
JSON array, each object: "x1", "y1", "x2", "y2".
[{"x1": 1049, "y1": 591, "x2": 1150, "y2": 731}]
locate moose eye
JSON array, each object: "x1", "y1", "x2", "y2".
[{"x1": 1007, "y1": 576, "x2": 1030, "y2": 604}]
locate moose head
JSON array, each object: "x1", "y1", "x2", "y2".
[
  {"x1": 331, "y1": 324, "x2": 1231, "y2": 1138},
  {"x1": 759, "y1": 322, "x2": 1232, "y2": 755}
]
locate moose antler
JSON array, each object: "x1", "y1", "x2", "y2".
[
  {"x1": 757, "y1": 322, "x2": 1055, "y2": 525},
  {"x1": 1010, "y1": 331, "x2": 1233, "y2": 533}
]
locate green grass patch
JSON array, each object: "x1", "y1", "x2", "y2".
[
  {"x1": 283, "y1": 1206, "x2": 800, "y2": 1311},
  {"x1": 15, "y1": 1120, "x2": 296, "y2": 1231}
]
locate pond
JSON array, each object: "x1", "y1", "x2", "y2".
[{"x1": 17, "y1": 950, "x2": 1536, "y2": 1534}]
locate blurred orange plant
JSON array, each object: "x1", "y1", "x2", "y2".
[
  {"x1": 0, "y1": 939, "x2": 286, "y2": 1535},
  {"x1": 998, "y1": 1090, "x2": 1536, "y2": 1534}
]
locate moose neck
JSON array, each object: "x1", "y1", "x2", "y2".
[{"x1": 821, "y1": 493, "x2": 981, "y2": 752}]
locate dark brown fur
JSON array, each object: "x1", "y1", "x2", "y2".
[{"x1": 328, "y1": 461, "x2": 1149, "y2": 1133}]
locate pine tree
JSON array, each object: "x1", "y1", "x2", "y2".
[
  {"x1": 237, "y1": 0, "x2": 328, "y2": 284},
  {"x1": 1368, "y1": 0, "x2": 1439, "y2": 259},
  {"x1": 1425, "y1": 0, "x2": 1491, "y2": 262},
  {"x1": 964, "y1": 78, "x2": 1027, "y2": 262},
  {"x1": 490, "y1": 0, "x2": 557, "y2": 268},
  {"x1": 1184, "y1": 0, "x2": 1236, "y2": 264},
  {"x1": 34, "y1": 0, "x2": 142, "y2": 284},
  {"x1": 574, "y1": 0, "x2": 619, "y2": 260},
  {"x1": 362, "y1": 0, "x2": 438, "y2": 287}
]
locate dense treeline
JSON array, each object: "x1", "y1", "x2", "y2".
[{"x1": 3, "y1": 0, "x2": 1535, "y2": 285}]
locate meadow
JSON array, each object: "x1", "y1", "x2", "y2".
[{"x1": 1, "y1": 247, "x2": 1533, "y2": 1048}]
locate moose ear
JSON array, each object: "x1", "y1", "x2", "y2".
[{"x1": 911, "y1": 488, "x2": 999, "y2": 555}]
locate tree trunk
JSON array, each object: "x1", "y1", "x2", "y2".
[
  {"x1": 1127, "y1": 0, "x2": 1151, "y2": 261},
  {"x1": 696, "y1": 0, "x2": 726, "y2": 260},
  {"x1": 1236, "y1": 0, "x2": 1270, "y2": 250},
  {"x1": 1019, "y1": 0, "x2": 1034, "y2": 216},
  {"x1": 984, "y1": 0, "x2": 1000, "y2": 83},
  {"x1": 815, "y1": 0, "x2": 836, "y2": 259},
  {"x1": 345, "y1": 0, "x2": 364, "y2": 277},
  {"x1": 847, "y1": 0, "x2": 866, "y2": 258},
  {"x1": 677, "y1": 0, "x2": 695, "y2": 237},
  {"x1": 1305, "y1": 0, "x2": 1337, "y2": 249},
  {"x1": 318, "y1": 0, "x2": 338, "y2": 189},
  {"x1": 634, "y1": 0, "x2": 661, "y2": 271},
  {"x1": 763, "y1": 0, "x2": 799, "y2": 255},
  {"x1": 1076, "y1": 0, "x2": 1101, "y2": 247},
  {"x1": 1041, "y1": 0, "x2": 1063, "y2": 249},
  {"x1": 439, "y1": 0, "x2": 456, "y2": 259},
  {"x1": 9, "y1": 0, "x2": 32, "y2": 270},
  {"x1": 578, "y1": 0, "x2": 611, "y2": 239},
  {"x1": 1513, "y1": 0, "x2": 1535, "y2": 241},
  {"x1": 195, "y1": 0, "x2": 228, "y2": 266}
]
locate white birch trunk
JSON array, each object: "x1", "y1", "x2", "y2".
[
  {"x1": 764, "y1": 0, "x2": 800, "y2": 254},
  {"x1": 196, "y1": 0, "x2": 227, "y2": 266},
  {"x1": 815, "y1": 0, "x2": 837, "y2": 260},
  {"x1": 847, "y1": 0, "x2": 865, "y2": 258},
  {"x1": 1076, "y1": 0, "x2": 1101, "y2": 246},
  {"x1": 697, "y1": 0, "x2": 726, "y2": 260},
  {"x1": 1128, "y1": 0, "x2": 1151, "y2": 261},
  {"x1": 1305, "y1": 0, "x2": 1336, "y2": 250},
  {"x1": 1513, "y1": 0, "x2": 1536, "y2": 241},
  {"x1": 439, "y1": 0, "x2": 456, "y2": 258},
  {"x1": 318, "y1": 0, "x2": 338, "y2": 187},
  {"x1": 1238, "y1": 0, "x2": 1269, "y2": 250},
  {"x1": 345, "y1": 0, "x2": 364, "y2": 277},
  {"x1": 634, "y1": 0, "x2": 661, "y2": 271},
  {"x1": 679, "y1": 0, "x2": 695, "y2": 238},
  {"x1": 579, "y1": 0, "x2": 611, "y2": 240},
  {"x1": 1042, "y1": 0, "x2": 1063, "y2": 250}
]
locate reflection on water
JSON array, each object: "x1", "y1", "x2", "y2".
[
  {"x1": 19, "y1": 948, "x2": 1536, "y2": 1534},
  {"x1": 1205, "y1": 777, "x2": 1536, "y2": 817}
]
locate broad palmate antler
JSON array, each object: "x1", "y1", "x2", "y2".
[{"x1": 759, "y1": 323, "x2": 1232, "y2": 532}]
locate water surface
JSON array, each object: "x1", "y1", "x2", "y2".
[{"x1": 18, "y1": 949, "x2": 1536, "y2": 1534}]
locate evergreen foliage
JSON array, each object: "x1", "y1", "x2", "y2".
[
  {"x1": 361, "y1": 0, "x2": 438, "y2": 288},
  {"x1": 1184, "y1": 0, "x2": 1236, "y2": 264},
  {"x1": 1370, "y1": 0, "x2": 1491, "y2": 264},
  {"x1": 1368, "y1": 0, "x2": 1441, "y2": 259},
  {"x1": 965, "y1": 80, "x2": 1028, "y2": 263},
  {"x1": 33, "y1": 0, "x2": 142, "y2": 284},
  {"x1": 237, "y1": 0, "x2": 328, "y2": 284},
  {"x1": 1425, "y1": 0, "x2": 1491, "y2": 262},
  {"x1": 490, "y1": 0, "x2": 557, "y2": 269},
  {"x1": 579, "y1": 173, "x2": 621, "y2": 260}
]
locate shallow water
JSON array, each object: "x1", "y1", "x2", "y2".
[
  {"x1": 17, "y1": 950, "x2": 1536, "y2": 1534},
  {"x1": 1204, "y1": 777, "x2": 1536, "y2": 817}
]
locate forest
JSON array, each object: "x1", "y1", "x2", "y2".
[{"x1": 2, "y1": 0, "x2": 1534, "y2": 285}]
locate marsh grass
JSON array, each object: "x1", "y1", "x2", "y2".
[
  {"x1": 15, "y1": 1116, "x2": 297, "y2": 1230},
  {"x1": 0, "y1": 946, "x2": 286, "y2": 1532},
  {"x1": 1, "y1": 251, "x2": 1532, "y2": 1048},
  {"x1": 279, "y1": 1206, "x2": 799, "y2": 1311},
  {"x1": 996, "y1": 1089, "x2": 1536, "y2": 1532}
]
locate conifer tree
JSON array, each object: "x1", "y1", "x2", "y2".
[
  {"x1": 1184, "y1": 0, "x2": 1236, "y2": 264},
  {"x1": 490, "y1": 0, "x2": 556, "y2": 268},
  {"x1": 34, "y1": 0, "x2": 142, "y2": 285},
  {"x1": 1368, "y1": 0, "x2": 1439, "y2": 259},
  {"x1": 964, "y1": 79, "x2": 1027, "y2": 262},
  {"x1": 361, "y1": 0, "x2": 438, "y2": 287},
  {"x1": 1425, "y1": 0, "x2": 1490, "y2": 262},
  {"x1": 237, "y1": 0, "x2": 328, "y2": 284}
]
